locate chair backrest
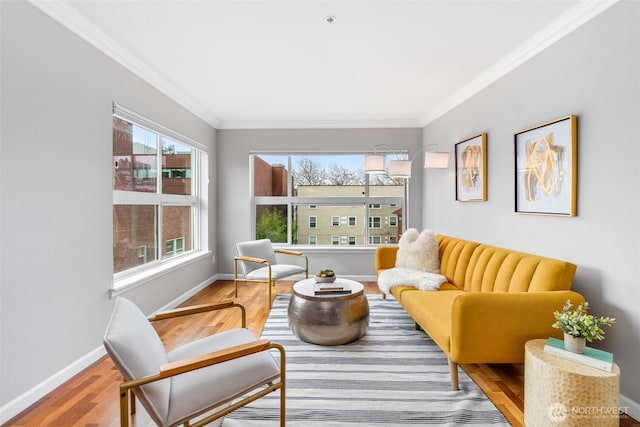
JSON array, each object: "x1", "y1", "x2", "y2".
[
  {"x1": 104, "y1": 298, "x2": 170, "y2": 425},
  {"x1": 236, "y1": 239, "x2": 277, "y2": 275}
]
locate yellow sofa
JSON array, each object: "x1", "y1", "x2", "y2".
[{"x1": 375, "y1": 234, "x2": 584, "y2": 390}]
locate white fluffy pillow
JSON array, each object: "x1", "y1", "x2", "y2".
[{"x1": 395, "y1": 228, "x2": 440, "y2": 273}]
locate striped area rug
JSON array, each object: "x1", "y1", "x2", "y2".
[{"x1": 222, "y1": 294, "x2": 509, "y2": 426}]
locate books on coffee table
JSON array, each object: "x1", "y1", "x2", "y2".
[
  {"x1": 314, "y1": 282, "x2": 352, "y2": 295},
  {"x1": 543, "y1": 337, "x2": 614, "y2": 372}
]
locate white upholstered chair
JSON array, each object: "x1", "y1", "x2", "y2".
[
  {"x1": 234, "y1": 239, "x2": 308, "y2": 303},
  {"x1": 103, "y1": 297, "x2": 285, "y2": 427}
]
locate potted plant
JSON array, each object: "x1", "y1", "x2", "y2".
[{"x1": 552, "y1": 299, "x2": 615, "y2": 353}]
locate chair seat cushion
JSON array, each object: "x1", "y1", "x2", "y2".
[
  {"x1": 166, "y1": 328, "x2": 281, "y2": 426},
  {"x1": 246, "y1": 264, "x2": 306, "y2": 281}
]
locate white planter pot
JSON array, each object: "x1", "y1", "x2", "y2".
[{"x1": 563, "y1": 332, "x2": 586, "y2": 353}]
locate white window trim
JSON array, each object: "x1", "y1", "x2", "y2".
[
  {"x1": 250, "y1": 151, "x2": 406, "y2": 246},
  {"x1": 111, "y1": 104, "x2": 209, "y2": 292}
]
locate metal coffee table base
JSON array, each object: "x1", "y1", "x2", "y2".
[{"x1": 288, "y1": 278, "x2": 369, "y2": 346}]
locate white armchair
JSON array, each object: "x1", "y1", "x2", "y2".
[
  {"x1": 234, "y1": 239, "x2": 308, "y2": 303},
  {"x1": 103, "y1": 297, "x2": 285, "y2": 427}
]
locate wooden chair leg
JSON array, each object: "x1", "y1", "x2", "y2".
[{"x1": 448, "y1": 358, "x2": 459, "y2": 391}]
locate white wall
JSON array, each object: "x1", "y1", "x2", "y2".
[
  {"x1": 0, "y1": 1, "x2": 217, "y2": 413},
  {"x1": 422, "y1": 1, "x2": 640, "y2": 410},
  {"x1": 216, "y1": 128, "x2": 423, "y2": 277}
]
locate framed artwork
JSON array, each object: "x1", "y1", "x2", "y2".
[
  {"x1": 455, "y1": 133, "x2": 487, "y2": 202},
  {"x1": 514, "y1": 115, "x2": 577, "y2": 216}
]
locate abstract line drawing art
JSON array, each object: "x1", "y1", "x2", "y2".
[
  {"x1": 514, "y1": 116, "x2": 577, "y2": 216},
  {"x1": 455, "y1": 133, "x2": 487, "y2": 202}
]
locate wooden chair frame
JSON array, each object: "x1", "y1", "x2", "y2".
[
  {"x1": 234, "y1": 248, "x2": 308, "y2": 302},
  {"x1": 117, "y1": 301, "x2": 286, "y2": 427}
]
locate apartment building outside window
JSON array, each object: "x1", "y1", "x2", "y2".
[
  {"x1": 112, "y1": 105, "x2": 207, "y2": 279},
  {"x1": 252, "y1": 153, "x2": 406, "y2": 246}
]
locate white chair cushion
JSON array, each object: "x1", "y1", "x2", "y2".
[
  {"x1": 246, "y1": 264, "x2": 306, "y2": 281},
  {"x1": 103, "y1": 298, "x2": 170, "y2": 425},
  {"x1": 166, "y1": 328, "x2": 281, "y2": 426},
  {"x1": 236, "y1": 239, "x2": 277, "y2": 275}
]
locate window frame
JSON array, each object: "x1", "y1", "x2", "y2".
[
  {"x1": 112, "y1": 103, "x2": 208, "y2": 289},
  {"x1": 250, "y1": 151, "x2": 407, "y2": 247}
]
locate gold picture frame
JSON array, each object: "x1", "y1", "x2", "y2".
[
  {"x1": 455, "y1": 133, "x2": 487, "y2": 202},
  {"x1": 514, "y1": 115, "x2": 577, "y2": 216}
]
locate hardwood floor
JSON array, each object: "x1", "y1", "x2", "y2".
[{"x1": 4, "y1": 280, "x2": 638, "y2": 427}]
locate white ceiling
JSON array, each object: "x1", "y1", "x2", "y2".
[{"x1": 33, "y1": 1, "x2": 616, "y2": 129}]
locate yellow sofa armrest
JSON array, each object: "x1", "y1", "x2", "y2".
[
  {"x1": 375, "y1": 246, "x2": 399, "y2": 274},
  {"x1": 449, "y1": 291, "x2": 585, "y2": 363}
]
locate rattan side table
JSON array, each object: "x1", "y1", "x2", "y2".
[{"x1": 524, "y1": 339, "x2": 620, "y2": 427}]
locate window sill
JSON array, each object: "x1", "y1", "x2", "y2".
[
  {"x1": 110, "y1": 251, "x2": 212, "y2": 298},
  {"x1": 272, "y1": 245, "x2": 381, "y2": 254}
]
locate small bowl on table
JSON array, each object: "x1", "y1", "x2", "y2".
[{"x1": 315, "y1": 275, "x2": 336, "y2": 283}]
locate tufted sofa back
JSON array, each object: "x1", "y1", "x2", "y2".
[{"x1": 437, "y1": 235, "x2": 576, "y2": 292}]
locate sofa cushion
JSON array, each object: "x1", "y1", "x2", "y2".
[{"x1": 401, "y1": 289, "x2": 465, "y2": 353}]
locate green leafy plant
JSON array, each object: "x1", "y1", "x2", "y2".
[{"x1": 552, "y1": 299, "x2": 615, "y2": 342}]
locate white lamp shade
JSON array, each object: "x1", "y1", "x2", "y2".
[
  {"x1": 424, "y1": 152, "x2": 449, "y2": 168},
  {"x1": 364, "y1": 154, "x2": 386, "y2": 174},
  {"x1": 388, "y1": 159, "x2": 412, "y2": 179}
]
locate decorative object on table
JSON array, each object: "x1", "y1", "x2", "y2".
[
  {"x1": 455, "y1": 133, "x2": 487, "y2": 202},
  {"x1": 223, "y1": 295, "x2": 509, "y2": 426},
  {"x1": 543, "y1": 337, "x2": 614, "y2": 371},
  {"x1": 552, "y1": 299, "x2": 615, "y2": 353},
  {"x1": 315, "y1": 268, "x2": 336, "y2": 283},
  {"x1": 514, "y1": 115, "x2": 577, "y2": 216}
]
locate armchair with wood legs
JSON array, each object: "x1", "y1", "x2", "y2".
[
  {"x1": 103, "y1": 297, "x2": 286, "y2": 427},
  {"x1": 234, "y1": 239, "x2": 308, "y2": 303}
]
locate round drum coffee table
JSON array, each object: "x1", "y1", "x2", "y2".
[{"x1": 288, "y1": 278, "x2": 369, "y2": 346}]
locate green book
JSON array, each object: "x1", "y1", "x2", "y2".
[{"x1": 543, "y1": 337, "x2": 614, "y2": 372}]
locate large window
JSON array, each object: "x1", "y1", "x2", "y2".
[
  {"x1": 112, "y1": 105, "x2": 206, "y2": 279},
  {"x1": 252, "y1": 153, "x2": 406, "y2": 246}
]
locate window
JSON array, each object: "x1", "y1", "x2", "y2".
[
  {"x1": 252, "y1": 153, "x2": 406, "y2": 246},
  {"x1": 389, "y1": 215, "x2": 398, "y2": 227},
  {"x1": 112, "y1": 104, "x2": 207, "y2": 279},
  {"x1": 166, "y1": 237, "x2": 185, "y2": 258},
  {"x1": 369, "y1": 216, "x2": 382, "y2": 228}
]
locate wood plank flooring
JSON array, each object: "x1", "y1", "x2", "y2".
[{"x1": 4, "y1": 280, "x2": 638, "y2": 427}]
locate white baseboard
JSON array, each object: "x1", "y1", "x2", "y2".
[
  {"x1": 620, "y1": 393, "x2": 640, "y2": 422},
  {"x1": 0, "y1": 346, "x2": 106, "y2": 425},
  {"x1": 217, "y1": 273, "x2": 378, "y2": 282}
]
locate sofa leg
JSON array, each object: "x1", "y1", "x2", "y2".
[
  {"x1": 382, "y1": 293, "x2": 386, "y2": 299},
  {"x1": 448, "y1": 359, "x2": 459, "y2": 391},
  {"x1": 414, "y1": 322, "x2": 422, "y2": 331}
]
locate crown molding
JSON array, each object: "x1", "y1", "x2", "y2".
[
  {"x1": 420, "y1": 0, "x2": 620, "y2": 126},
  {"x1": 218, "y1": 118, "x2": 423, "y2": 130},
  {"x1": 28, "y1": 0, "x2": 618, "y2": 132},
  {"x1": 28, "y1": 0, "x2": 222, "y2": 129}
]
